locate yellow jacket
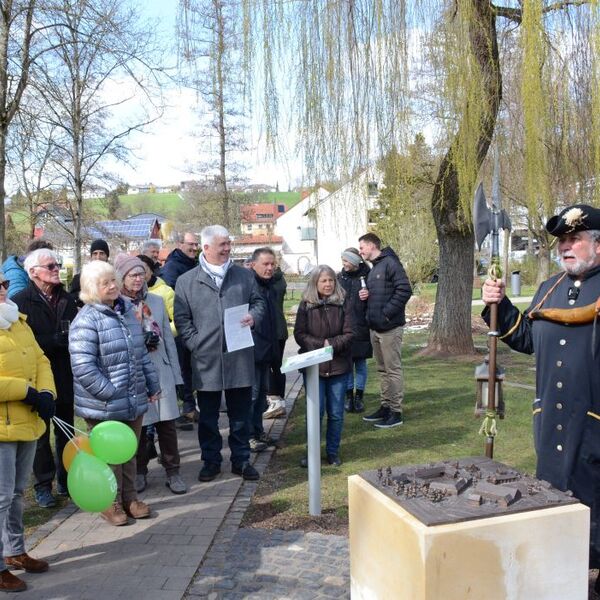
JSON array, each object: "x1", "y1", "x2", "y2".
[
  {"x1": 149, "y1": 277, "x2": 177, "y2": 336},
  {"x1": 0, "y1": 314, "x2": 56, "y2": 442}
]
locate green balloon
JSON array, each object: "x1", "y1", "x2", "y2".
[
  {"x1": 67, "y1": 452, "x2": 117, "y2": 512},
  {"x1": 89, "y1": 420, "x2": 138, "y2": 465}
]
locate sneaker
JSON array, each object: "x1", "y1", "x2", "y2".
[
  {"x1": 0, "y1": 569, "x2": 26, "y2": 592},
  {"x1": 101, "y1": 502, "x2": 128, "y2": 526},
  {"x1": 249, "y1": 437, "x2": 268, "y2": 452},
  {"x1": 135, "y1": 473, "x2": 147, "y2": 493},
  {"x1": 35, "y1": 488, "x2": 56, "y2": 508},
  {"x1": 263, "y1": 399, "x2": 286, "y2": 419},
  {"x1": 175, "y1": 414, "x2": 194, "y2": 431},
  {"x1": 4, "y1": 553, "x2": 49, "y2": 573},
  {"x1": 166, "y1": 474, "x2": 187, "y2": 494},
  {"x1": 327, "y1": 454, "x2": 342, "y2": 466},
  {"x1": 374, "y1": 411, "x2": 404, "y2": 429},
  {"x1": 258, "y1": 432, "x2": 277, "y2": 446},
  {"x1": 362, "y1": 405, "x2": 390, "y2": 423},
  {"x1": 123, "y1": 499, "x2": 150, "y2": 519},
  {"x1": 56, "y1": 482, "x2": 69, "y2": 497},
  {"x1": 198, "y1": 462, "x2": 221, "y2": 482},
  {"x1": 231, "y1": 462, "x2": 260, "y2": 480}
]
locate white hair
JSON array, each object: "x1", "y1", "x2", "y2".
[
  {"x1": 142, "y1": 239, "x2": 161, "y2": 252},
  {"x1": 201, "y1": 225, "x2": 230, "y2": 247},
  {"x1": 23, "y1": 249, "x2": 59, "y2": 278},
  {"x1": 79, "y1": 261, "x2": 119, "y2": 305}
]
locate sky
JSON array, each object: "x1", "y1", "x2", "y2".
[{"x1": 110, "y1": 0, "x2": 301, "y2": 190}]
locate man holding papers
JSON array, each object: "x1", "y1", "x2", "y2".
[{"x1": 174, "y1": 225, "x2": 265, "y2": 482}]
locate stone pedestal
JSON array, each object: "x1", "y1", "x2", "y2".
[{"x1": 348, "y1": 474, "x2": 589, "y2": 600}]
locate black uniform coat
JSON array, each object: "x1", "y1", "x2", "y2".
[
  {"x1": 483, "y1": 265, "x2": 600, "y2": 566},
  {"x1": 13, "y1": 281, "x2": 78, "y2": 405},
  {"x1": 337, "y1": 263, "x2": 372, "y2": 359}
]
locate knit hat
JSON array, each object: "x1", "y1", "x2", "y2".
[
  {"x1": 113, "y1": 253, "x2": 145, "y2": 279},
  {"x1": 90, "y1": 239, "x2": 110, "y2": 257},
  {"x1": 341, "y1": 247, "x2": 362, "y2": 267}
]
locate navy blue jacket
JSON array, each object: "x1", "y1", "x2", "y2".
[
  {"x1": 364, "y1": 247, "x2": 412, "y2": 332},
  {"x1": 161, "y1": 249, "x2": 197, "y2": 289}
]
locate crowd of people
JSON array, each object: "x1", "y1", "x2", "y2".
[{"x1": 0, "y1": 223, "x2": 415, "y2": 592}]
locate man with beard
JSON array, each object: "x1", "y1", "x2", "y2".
[{"x1": 482, "y1": 203, "x2": 600, "y2": 587}]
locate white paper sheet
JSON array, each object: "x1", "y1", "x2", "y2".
[{"x1": 224, "y1": 304, "x2": 254, "y2": 352}]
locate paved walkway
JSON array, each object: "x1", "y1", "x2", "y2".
[{"x1": 17, "y1": 341, "x2": 350, "y2": 600}]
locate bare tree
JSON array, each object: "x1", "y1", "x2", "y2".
[
  {"x1": 178, "y1": 0, "x2": 249, "y2": 229},
  {"x1": 32, "y1": 0, "x2": 165, "y2": 270}
]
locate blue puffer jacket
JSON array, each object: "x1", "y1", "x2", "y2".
[
  {"x1": 1, "y1": 256, "x2": 29, "y2": 299},
  {"x1": 69, "y1": 298, "x2": 161, "y2": 421}
]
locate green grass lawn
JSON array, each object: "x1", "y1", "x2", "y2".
[{"x1": 244, "y1": 331, "x2": 537, "y2": 532}]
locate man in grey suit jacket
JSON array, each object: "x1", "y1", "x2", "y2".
[{"x1": 174, "y1": 225, "x2": 265, "y2": 482}]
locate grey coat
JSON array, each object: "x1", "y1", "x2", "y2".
[
  {"x1": 174, "y1": 263, "x2": 266, "y2": 391},
  {"x1": 143, "y1": 292, "x2": 183, "y2": 425},
  {"x1": 69, "y1": 298, "x2": 161, "y2": 421}
]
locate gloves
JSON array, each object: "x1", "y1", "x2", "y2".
[
  {"x1": 53, "y1": 332, "x2": 69, "y2": 348},
  {"x1": 36, "y1": 392, "x2": 56, "y2": 421},
  {"x1": 144, "y1": 331, "x2": 160, "y2": 351},
  {"x1": 22, "y1": 388, "x2": 56, "y2": 421}
]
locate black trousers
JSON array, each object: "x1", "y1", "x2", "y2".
[
  {"x1": 33, "y1": 402, "x2": 73, "y2": 492},
  {"x1": 268, "y1": 339, "x2": 287, "y2": 398},
  {"x1": 196, "y1": 387, "x2": 251, "y2": 466}
]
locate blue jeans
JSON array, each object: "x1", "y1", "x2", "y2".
[
  {"x1": 197, "y1": 387, "x2": 251, "y2": 466},
  {"x1": 346, "y1": 358, "x2": 368, "y2": 391},
  {"x1": 250, "y1": 364, "x2": 269, "y2": 438},
  {"x1": 0, "y1": 440, "x2": 37, "y2": 570},
  {"x1": 318, "y1": 374, "x2": 347, "y2": 458}
]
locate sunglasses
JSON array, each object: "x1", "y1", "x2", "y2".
[
  {"x1": 0, "y1": 280, "x2": 9, "y2": 290},
  {"x1": 35, "y1": 263, "x2": 62, "y2": 271},
  {"x1": 126, "y1": 272, "x2": 146, "y2": 279}
]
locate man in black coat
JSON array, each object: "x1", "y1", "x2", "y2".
[
  {"x1": 162, "y1": 232, "x2": 199, "y2": 429},
  {"x1": 13, "y1": 248, "x2": 78, "y2": 508},
  {"x1": 358, "y1": 232, "x2": 412, "y2": 429},
  {"x1": 68, "y1": 238, "x2": 110, "y2": 307},
  {"x1": 249, "y1": 248, "x2": 280, "y2": 451},
  {"x1": 482, "y1": 204, "x2": 600, "y2": 582}
]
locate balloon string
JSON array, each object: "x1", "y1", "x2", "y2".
[
  {"x1": 53, "y1": 416, "x2": 89, "y2": 438},
  {"x1": 52, "y1": 417, "x2": 76, "y2": 445}
]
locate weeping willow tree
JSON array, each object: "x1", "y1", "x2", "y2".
[{"x1": 237, "y1": 0, "x2": 597, "y2": 355}]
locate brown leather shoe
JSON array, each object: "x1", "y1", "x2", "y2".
[
  {"x1": 100, "y1": 502, "x2": 128, "y2": 526},
  {"x1": 4, "y1": 553, "x2": 48, "y2": 573},
  {"x1": 123, "y1": 499, "x2": 150, "y2": 519},
  {"x1": 0, "y1": 569, "x2": 27, "y2": 591}
]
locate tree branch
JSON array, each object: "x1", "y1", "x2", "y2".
[{"x1": 494, "y1": 0, "x2": 588, "y2": 24}]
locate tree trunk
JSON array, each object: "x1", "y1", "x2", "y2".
[
  {"x1": 0, "y1": 129, "x2": 7, "y2": 262},
  {"x1": 536, "y1": 232, "x2": 551, "y2": 286},
  {"x1": 423, "y1": 0, "x2": 501, "y2": 356}
]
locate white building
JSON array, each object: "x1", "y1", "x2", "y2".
[
  {"x1": 275, "y1": 187, "x2": 329, "y2": 274},
  {"x1": 314, "y1": 169, "x2": 382, "y2": 268}
]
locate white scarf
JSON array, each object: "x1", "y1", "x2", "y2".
[
  {"x1": 199, "y1": 253, "x2": 232, "y2": 289},
  {"x1": 0, "y1": 299, "x2": 20, "y2": 330}
]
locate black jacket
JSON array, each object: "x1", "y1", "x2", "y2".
[
  {"x1": 13, "y1": 281, "x2": 78, "y2": 405},
  {"x1": 271, "y1": 268, "x2": 289, "y2": 341},
  {"x1": 365, "y1": 247, "x2": 412, "y2": 332},
  {"x1": 252, "y1": 273, "x2": 279, "y2": 364},
  {"x1": 337, "y1": 263, "x2": 372, "y2": 359},
  {"x1": 161, "y1": 249, "x2": 198, "y2": 289}
]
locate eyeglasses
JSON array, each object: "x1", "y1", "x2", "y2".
[
  {"x1": 0, "y1": 280, "x2": 9, "y2": 290},
  {"x1": 35, "y1": 263, "x2": 62, "y2": 271},
  {"x1": 126, "y1": 272, "x2": 146, "y2": 279}
]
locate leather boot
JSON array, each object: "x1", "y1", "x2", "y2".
[
  {"x1": 0, "y1": 570, "x2": 26, "y2": 592},
  {"x1": 344, "y1": 390, "x2": 355, "y2": 413},
  {"x1": 354, "y1": 389, "x2": 365, "y2": 413},
  {"x1": 4, "y1": 553, "x2": 49, "y2": 573}
]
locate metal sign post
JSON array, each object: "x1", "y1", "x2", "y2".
[{"x1": 281, "y1": 346, "x2": 333, "y2": 516}]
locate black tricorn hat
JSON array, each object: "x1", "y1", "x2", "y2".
[{"x1": 545, "y1": 204, "x2": 600, "y2": 237}]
